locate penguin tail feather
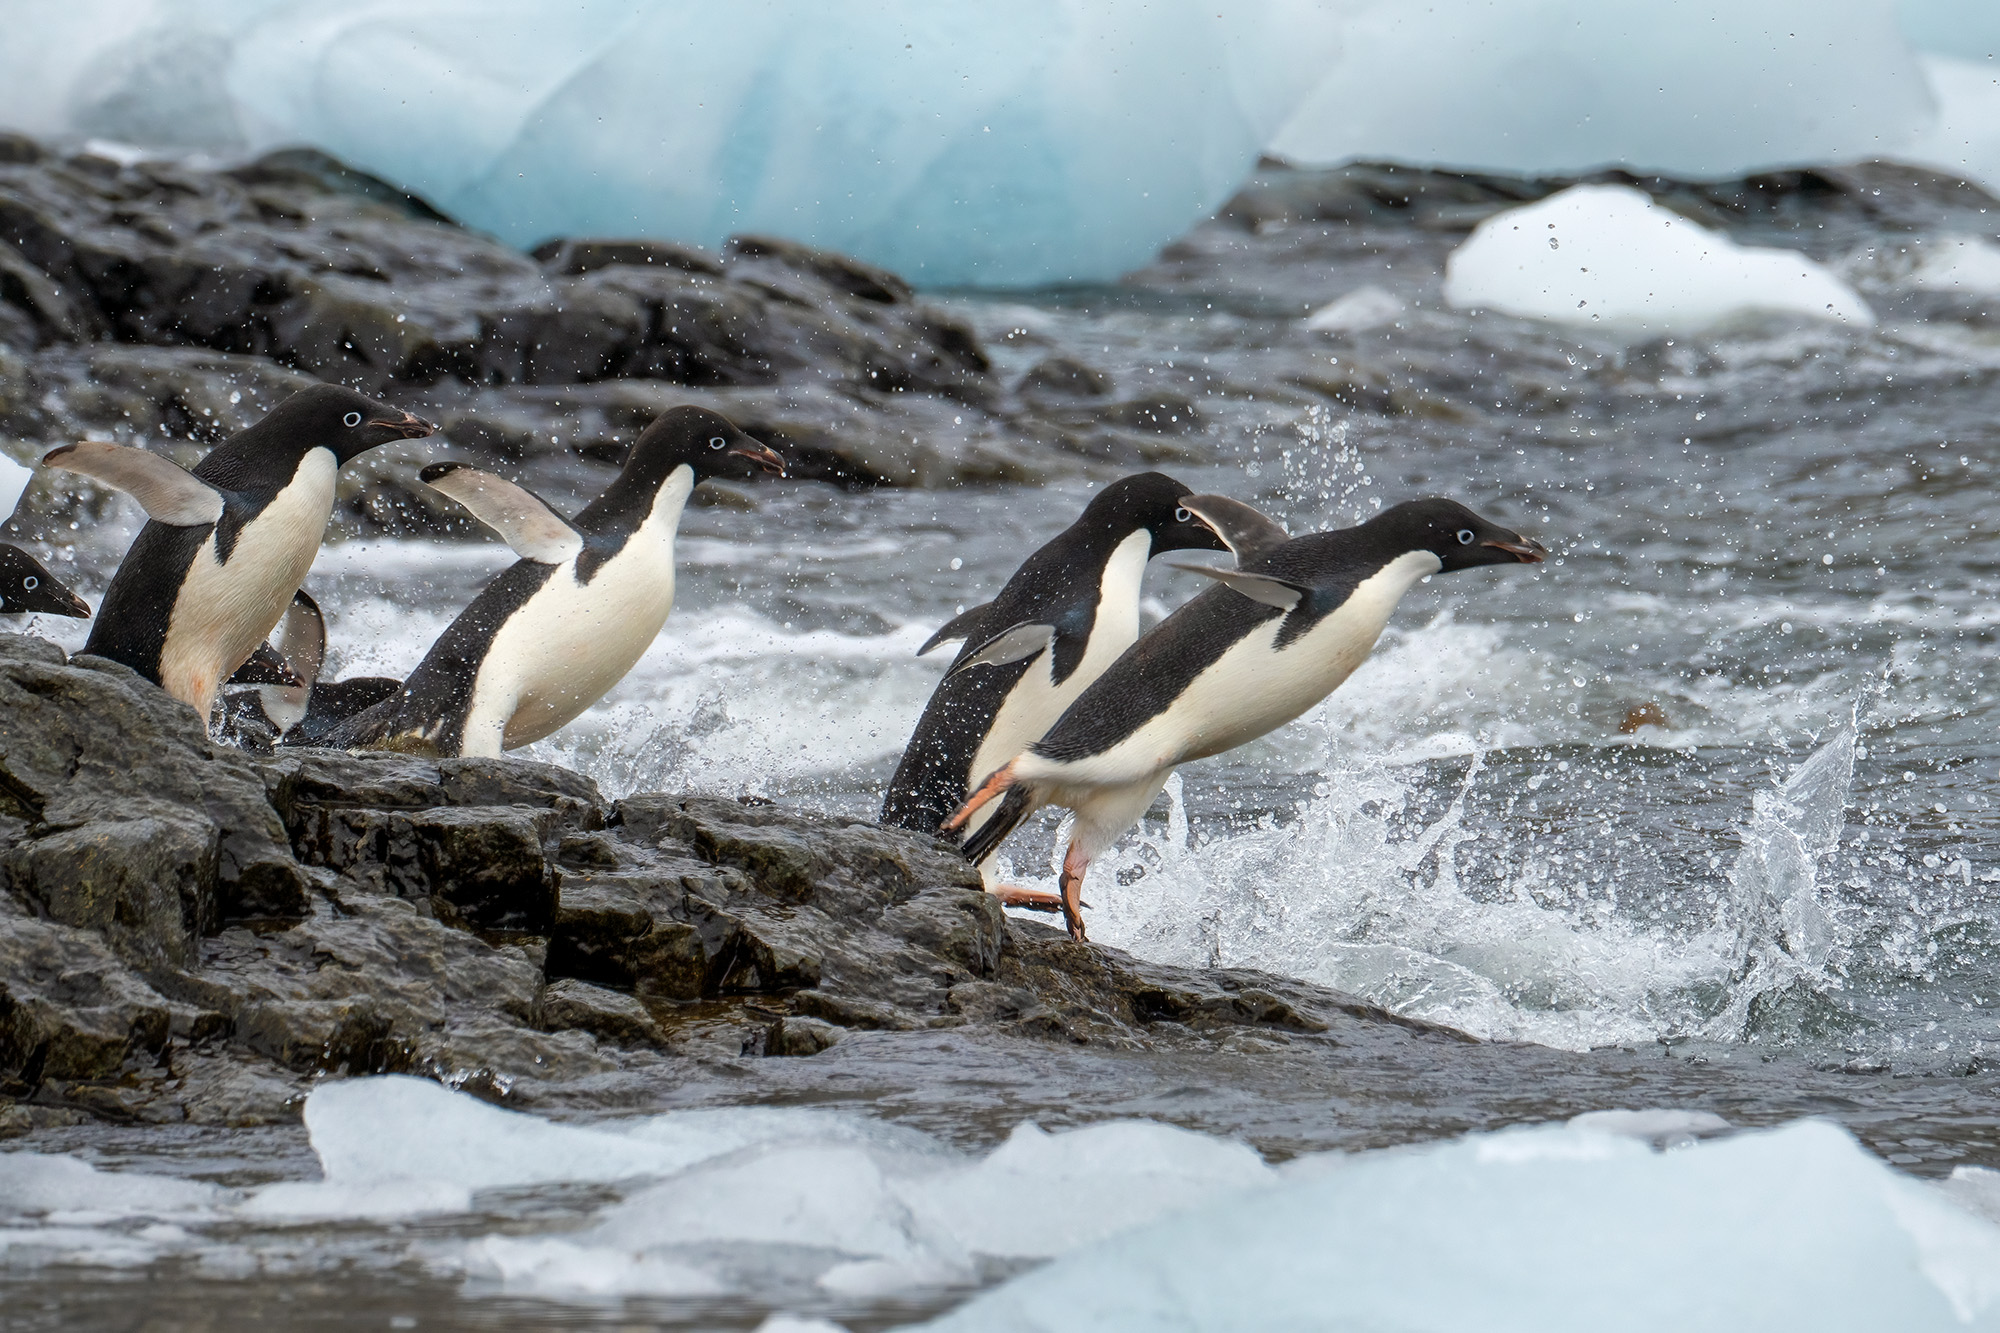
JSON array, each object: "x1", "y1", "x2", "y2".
[{"x1": 958, "y1": 786, "x2": 1037, "y2": 867}]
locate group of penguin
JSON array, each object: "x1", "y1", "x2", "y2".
[{"x1": 3, "y1": 383, "x2": 1545, "y2": 942}]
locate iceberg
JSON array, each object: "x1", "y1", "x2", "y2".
[
  {"x1": 920, "y1": 1119, "x2": 2000, "y2": 1333},
  {"x1": 0, "y1": 0, "x2": 1342, "y2": 287},
  {"x1": 1442, "y1": 184, "x2": 1875, "y2": 335}
]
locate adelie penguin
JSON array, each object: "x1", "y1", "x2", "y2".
[
  {"x1": 328, "y1": 406, "x2": 786, "y2": 759},
  {"x1": 946, "y1": 497, "x2": 1546, "y2": 942},
  {"x1": 881, "y1": 473, "x2": 1271, "y2": 909},
  {"x1": 42, "y1": 385, "x2": 433, "y2": 719}
]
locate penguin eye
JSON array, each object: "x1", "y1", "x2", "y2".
[
  {"x1": 343, "y1": 411, "x2": 362, "y2": 427},
  {"x1": 1457, "y1": 529, "x2": 1475, "y2": 545},
  {"x1": 708, "y1": 436, "x2": 727, "y2": 450},
  {"x1": 1175, "y1": 506, "x2": 1192, "y2": 523},
  {"x1": 21, "y1": 576, "x2": 35, "y2": 590}
]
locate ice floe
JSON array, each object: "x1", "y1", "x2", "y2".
[
  {"x1": 920, "y1": 1119, "x2": 2000, "y2": 1332},
  {"x1": 1443, "y1": 185, "x2": 1875, "y2": 335}
]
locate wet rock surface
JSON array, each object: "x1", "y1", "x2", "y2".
[
  {"x1": 3, "y1": 627, "x2": 1999, "y2": 1178},
  {"x1": 0, "y1": 133, "x2": 1210, "y2": 540}
]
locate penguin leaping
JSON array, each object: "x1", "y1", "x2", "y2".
[
  {"x1": 881, "y1": 473, "x2": 1254, "y2": 907},
  {"x1": 945, "y1": 497, "x2": 1546, "y2": 942},
  {"x1": 327, "y1": 406, "x2": 786, "y2": 758},
  {"x1": 45, "y1": 385, "x2": 433, "y2": 719}
]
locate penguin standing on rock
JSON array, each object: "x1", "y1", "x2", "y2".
[
  {"x1": 327, "y1": 406, "x2": 786, "y2": 759},
  {"x1": 882, "y1": 473, "x2": 1274, "y2": 908},
  {"x1": 44, "y1": 385, "x2": 433, "y2": 719},
  {"x1": 946, "y1": 497, "x2": 1546, "y2": 941}
]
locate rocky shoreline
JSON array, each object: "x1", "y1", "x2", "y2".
[
  {"x1": 5, "y1": 628, "x2": 2000, "y2": 1179},
  {"x1": 0, "y1": 631, "x2": 1466, "y2": 1136}
]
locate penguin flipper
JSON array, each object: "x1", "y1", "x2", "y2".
[
  {"x1": 949, "y1": 621, "x2": 1055, "y2": 676},
  {"x1": 1178, "y1": 495, "x2": 1290, "y2": 564},
  {"x1": 1168, "y1": 563, "x2": 1306, "y2": 611},
  {"x1": 419, "y1": 463, "x2": 583, "y2": 564},
  {"x1": 918, "y1": 601, "x2": 993, "y2": 656},
  {"x1": 42, "y1": 442, "x2": 225, "y2": 526}
]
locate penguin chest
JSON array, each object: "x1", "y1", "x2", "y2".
[
  {"x1": 963, "y1": 531, "x2": 1150, "y2": 798},
  {"x1": 480, "y1": 536, "x2": 679, "y2": 750},
  {"x1": 1169, "y1": 550, "x2": 1441, "y2": 764},
  {"x1": 159, "y1": 450, "x2": 337, "y2": 716}
]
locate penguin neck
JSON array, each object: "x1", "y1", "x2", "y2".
[{"x1": 575, "y1": 462, "x2": 696, "y2": 539}]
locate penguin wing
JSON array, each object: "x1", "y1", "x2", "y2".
[
  {"x1": 948, "y1": 621, "x2": 1056, "y2": 676},
  {"x1": 917, "y1": 600, "x2": 993, "y2": 656},
  {"x1": 419, "y1": 463, "x2": 583, "y2": 563},
  {"x1": 1179, "y1": 495, "x2": 1290, "y2": 564},
  {"x1": 1167, "y1": 563, "x2": 1307, "y2": 611},
  {"x1": 42, "y1": 442, "x2": 225, "y2": 526}
]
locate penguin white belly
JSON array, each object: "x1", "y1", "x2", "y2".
[
  {"x1": 160, "y1": 449, "x2": 337, "y2": 717},
  {"x1": 465, "y1": 469, "x2": 692, "y2": 754},
  {"x1": 960, "y1": 531, "x2": 1149, "y2": 846},
  {"x1": 1027, "y1": 550, "x2": 1440, "y2": 790}
]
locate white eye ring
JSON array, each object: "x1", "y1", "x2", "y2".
[
  {"x1": 343, "y1": 411, "x2": 362, "y2": 427},
  {"x1": 1457, "y1": 529, "x2": 1475, "y2": 545},
  {"x1": 22, "y1": 576, "x2": 35, "y2": 590},
  {"x1": 1175, "y1": 506, "x2": 1192, "y2": 523},
  {"x1": 708, "y1": 436, "x2": 727, "y2": 450}
]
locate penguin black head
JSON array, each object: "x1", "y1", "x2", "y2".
[
  {"x1": 1079, "y1": 472, "x2": 1230, "y2": 555},
  {"x1": 1370, "y1": 498, "x2": 1547, "y2": 572},
  {"x1": 622, "y1": 406, "x2": 788, "y2": 488},
  {"x1": 235, "y1": 385, "x2": 437, "y2": 467},
  {"x1": 0, "y1": 544, "x2": 90, "y2": 617}
]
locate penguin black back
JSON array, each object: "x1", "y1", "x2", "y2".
[{"x1": 880, "y1": 471, "x2": 1225, "y2": 837}]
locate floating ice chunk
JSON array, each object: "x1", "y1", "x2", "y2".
[
  {"x1": 0, "y1": 1151, "x2": 221, "y2": 1220},
  {"x1": 1944, "y1": 1166, "x2": 2000, "y2": 1227},
  {"x1": 1271, "y1": 1, "x2": 1933, "y2": 179},
  {"x1": 303, "y1": 1074, "x2": 688, "y2": 1192},
  {"x1": 755, "y1": 1318, "x2": 852, "y2": 1333},
  {"x1": 899, "y1": 1120, "x2": 1276, "y2": 1261},
  {"x1": 236, "y1": 1176, "x2": 473, "y2": 1221},
  {"x1": 457, "y1": 1234, "x2": 724, "y2": 1299},
  {"x1": 1567, "y1": 1108, "x2": 1732, "y2": 1143},
  {"x1": 1443, "y1": 185, "x2": 1875, "y2": 335},
  {"x1": 1302, "y1": 285, "x2": 1405, "y2": 333},
  {"x1": 919, "y1": 1120, "x2": 2000, "y2": 1333}
]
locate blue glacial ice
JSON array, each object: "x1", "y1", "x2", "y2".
[
  {"x1": 0, "y1": 0, "x2": 1342, "y2": 287},
  {"x1": 2, "y1": 2, "x2": 1999, "y2": 286}
]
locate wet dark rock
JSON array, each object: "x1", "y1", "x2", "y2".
[
  {"x1": 1018, "y1": 355, "x2": 1112, "y2": 401},
  {"x1": 540, "y1": 978, "x2": 661, "y2": 1047},
  {"x1": 0, "y1": 628, "x2": 1481, "y2": 1130},
  {"x1": 0, "y1": 133, "x2": 1135, "y2": 529}
]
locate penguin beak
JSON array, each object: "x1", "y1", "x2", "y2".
[
  {"x1": 50, "y1": 585, "x2": 92, "y2": 618},
  {"x1": 729, "y1": 443, "x2": 788, "y2": 477},
  {"x1": 1482, "y1": 536, "x2": 1548, "y2": 563},
  {"x1": 367, "y1": 411, "x2": 437, "y2": 440}
]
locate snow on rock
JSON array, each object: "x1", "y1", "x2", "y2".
[
  {"x1": 1442, "y1": 185, "x2": 1876, "y2": 335},
  {"x1": 0, "y1": 0, "x2": 1341, "y2": 288},
  {"x1": 919, "y1": 1119, "x2": 2000, "y2": 1333}
]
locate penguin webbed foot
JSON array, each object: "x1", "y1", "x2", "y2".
[{"x1": 991, "y1": 884, "x2": 1063, "y2": 914}]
